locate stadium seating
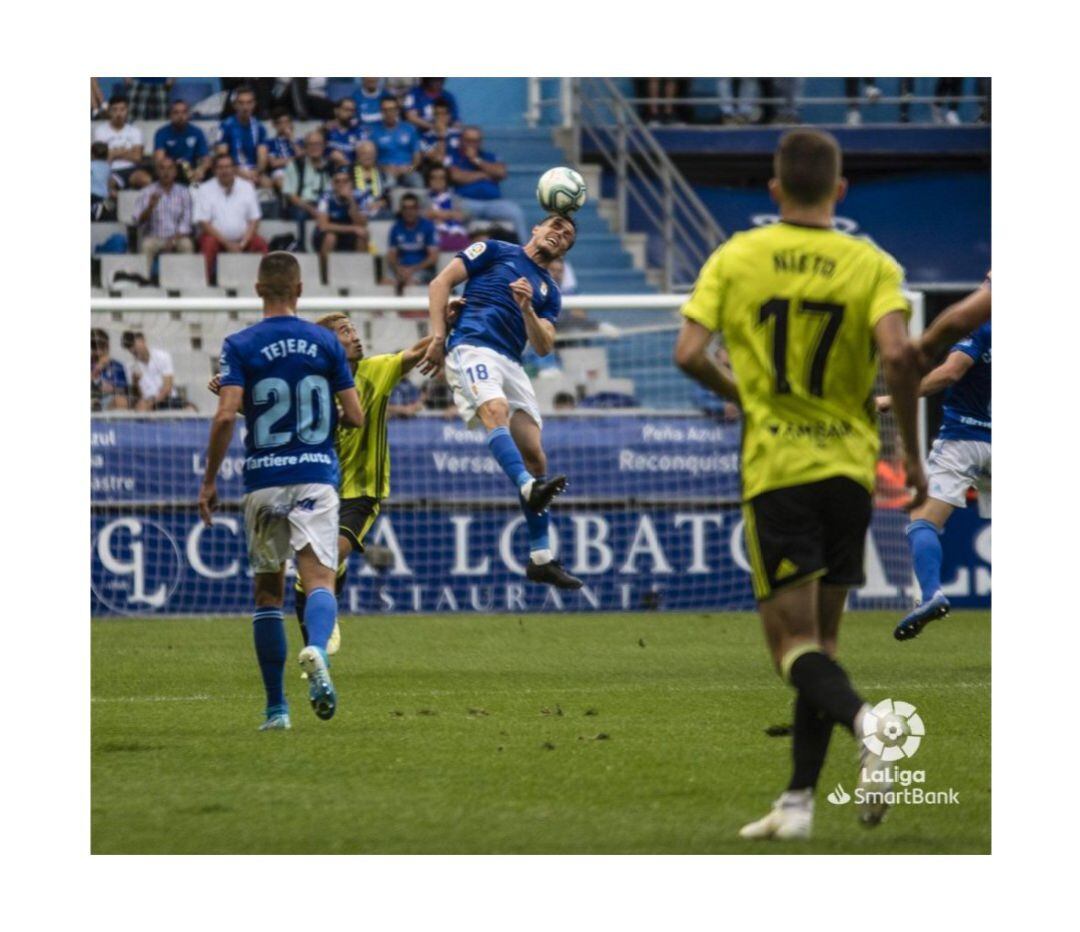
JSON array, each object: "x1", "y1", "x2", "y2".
[
  {"x1": 327, "y1": 253, "x2": 378, "y2": 294},
  {"x1": 159, "y1": 254, "x2": 211, "y2": 293}
]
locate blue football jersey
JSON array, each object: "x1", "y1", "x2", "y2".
[
  {"x1": 219, "y1": 316, "x2": 355, "y2": 493},
  {"x1": 939, "y1": 322, "x2": 991, "y2": 442},
  {"x1": 446, "y1": 240, "x2": 561, "y2": 364}
]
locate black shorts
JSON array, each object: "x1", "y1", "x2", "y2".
[
  {"x1": 742, "y1": 476, "x2": 872, "y2": 601},
  {"x1": 339, "y1": 495, "x2": 380, "y2": 553}
]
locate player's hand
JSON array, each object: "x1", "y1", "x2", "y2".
[
  {"x1": 207, "y1": 374, "x2": 221, "y2": 395},
  {"x1": 446, "y1": 297, "x2": 465, "y2": 327},
  {"x1": 902, "y1": 456, "x2": 928, "y2": 512},
  {"x1": 509, "y1": 276, "x2": 533, "y2": 313},
  {"x1": 875, "y1": 394, "x2": 892, "y2": 413},
  {"x1": 418, "y1": 339, "x2": 445, "y2": 376},
  {"x1": 198, "y1": 480, "x2": 218, "y2": 527}
]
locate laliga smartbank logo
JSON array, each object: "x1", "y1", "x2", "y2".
[{"x1": 826, "y1": 698, "x2": 961, "y2": 808}]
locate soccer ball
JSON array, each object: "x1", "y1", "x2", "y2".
[{"x1": 536, "y1": 166, "x2": 587, "y2": 215}]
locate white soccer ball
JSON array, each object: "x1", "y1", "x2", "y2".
[{"x1": 536, "y1": 166, "x2": 587, "y2": 215}]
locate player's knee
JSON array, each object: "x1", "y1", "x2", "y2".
[{"x1": 478, "y1": 399, "x2": 510, "y2": 429}]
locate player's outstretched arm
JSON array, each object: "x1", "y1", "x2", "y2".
[
  {"x1": 673, "y1": 319, "x2": 741, "y2": 404},
  {"x1": 917, "y1": 285, "x2": 991, "y2": 371},
  {"x1": 336, "y1": 387, "x2": 365, "y2": 429},
  {"x1": 876, "y1": 350, "x2": 975, "y2": 411},
  {"x1": 199, "y1": 385, "x2": 244, "y2": 526},
  {"x1": 874, "y1": 311, "x2": 927, "y2": 510},
  {"x1": 420, "y1": 259, "x2": 468, "y2": 375}
]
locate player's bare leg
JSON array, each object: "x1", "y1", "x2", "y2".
[
  {"x1": 740, "y1": 580, "x2": 884, "y2": 839},
  {"x1": 252, "y1": 569, "x2": 291, "y2": 731},
  {"x1": 897, "y1": 497, "x2": 955, "y2": 640},
  {"x1": 296, "y1": 533, "x2": 350, "y2": 657},
  {"x1": 294, "y1": 544, "x2": 340, "y2": 720}
]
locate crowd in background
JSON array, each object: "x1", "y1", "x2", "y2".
[{"x1": 92, "y1": 78, "x2": 529, "y2": 290}]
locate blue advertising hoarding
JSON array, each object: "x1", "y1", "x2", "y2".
[{"x1": 91, "y1": 416, "x2": 990, "y2": 616}]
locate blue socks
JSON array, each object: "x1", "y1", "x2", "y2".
[
  {"x1": 906, "y1": 519, "x2": 944, "y2": 601},
  {"x1": 304, "y1": 587, "x2": 338, "y2": 654},
  {"x1": 253, "y1": 607, "x2": 287, "y2": 713},
  {"x1": 486, "y1": 427, "x2": 533, "y2": 490}
]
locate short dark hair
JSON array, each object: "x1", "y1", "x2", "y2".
[
  {"x1": 234, "y1": 84, "x2": 256, "y2": 99},
  {"x1": 257, "y1": 251, "x2": 301, "y2": 300},
  {"x1": 91, "y1": 328, "x2": 110, "y2": 348},
  {"x1": 108, "y1": 93, "x2": 128, "y2": 107},
  {"x1": 91, "y1": 141, "x2": 108, "y2": 159},
  {"x1": 212, "y1": 152, "x2": 234, "y2": 168},
  {"x1": 432, "y1": 97, "x2": 451, "y2": 111},
  {"x1": 774, "y1": 129, "x2": 841, "y2": 206},
  {"x1": 120, "y1": 330, "x2": 142, "y2": 351},
  {"x1": 271, "y1": 107, "x2": 290, "y2": 121},
  {"x1": 400, "y1": 193, "x2": 420, "y2": 208}
]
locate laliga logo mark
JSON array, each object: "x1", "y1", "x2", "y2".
[
  {"x1": 861, "y1": 698, "x2": 925, "y2": 762},
  {"x1": 92, "y1": 517, "x2": 183, "y2": 613},
  {"x1": 826, "y1": 784, "x2": 851, "y2": 805}
]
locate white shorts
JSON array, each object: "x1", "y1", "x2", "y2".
[
  {"x1": 444, "y1": 343, "x2": 543, "y2": 430},
  {"x1": 927, "y1": 438, "x2": 992, "y2": 518},
  {"x1": 242, "y1": 483, "x2": 340, "y2": 574}
]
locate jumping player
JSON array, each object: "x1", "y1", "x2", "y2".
[
  {"x1": 198, "y1": 252, "x2": 364, "y2": 730},
  {"x1": 674, "y1": 129, "x2": 927, "y2": 839},
  {"x1": 878, "y1": 321, "x2": 991, "y2": 639},
  {"x1": 419, "y1": 215, "x2": 583, "y2": 589}
]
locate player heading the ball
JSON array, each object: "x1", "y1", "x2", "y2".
[
  {"x1": 420, "y1": 215, "x2": 583, "y2": 589},
  {"x1": 199, "y1": 251, "x2": 365, "y2": 731}
]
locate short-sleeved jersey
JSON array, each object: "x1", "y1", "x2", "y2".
[
  {"x1": 367, "y1": 121, "x2": 420, "y2": 166},
  {"x1": 219, "y1": 316, "x2": 355, "y2": 493},
  {"x1": 325, "y1": 122, "x2": 364, "y2": 164},
  {"x1": 316, "y1": 189, "x2": 371, "y2": 224},
  {"x1": 388, "y1": 218, "x2": 437, "y2": 265},
  {"x1": 337, "y1": 353, "x2": 405, "y2": 501},
  {"x1": 682, "y1": 221, "x2": 909, "y2": 500},
  {"x1": 449, "y1": 148, "x2": 502, "y2": 199},
  {"x1": 446, "y1": 240, "x2": 562, "y2": 364},
  {"x1": 939, "y1": 322, "x2": 991, "y2": 442},
  {"x1": 267, "y1": 134, "x2": 299, "y2": 163},
  {"x1": 153, "y1": 122, "x2": 209, "y2": 166},
  {"x1": 217, "y1": 116, "x2": 268, "y2": 170}
]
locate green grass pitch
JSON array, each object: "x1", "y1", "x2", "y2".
[{"x1": 91, "y1": 610, "x2": 990, "y2": 854}]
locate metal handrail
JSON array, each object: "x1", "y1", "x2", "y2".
[{"x1": 570, "y1": 77, "x2": 727, "y2": 291}]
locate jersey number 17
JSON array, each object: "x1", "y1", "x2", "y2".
[{"x1": 758, "y1": 297, "x2": 844, "y2": 397}]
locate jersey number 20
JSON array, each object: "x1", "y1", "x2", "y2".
[
  {"x1": 252, "y1": 375, "x2": 332, "y2": 448},
  {"x1": 758, "y1": 298, "x2": 844, "y2": 397}
]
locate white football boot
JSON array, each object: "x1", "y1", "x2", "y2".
[{"x1": 738, "y1": 790, "x2": 814, "y2": 840}]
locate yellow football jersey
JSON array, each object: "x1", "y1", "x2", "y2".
[
  {"x1": 682, "y1": 221, "x2": 909, "y2": 500},
  {"x1": 337, "y1": 352, "x2": 405, "y2": 501}
]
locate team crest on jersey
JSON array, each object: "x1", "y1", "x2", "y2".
[
  {"x1": 464, "y1": 242, "x2": 487, "y2": 260},
  {"x1": 539, "y1": 281, "x2": 548, "y2": 299}
]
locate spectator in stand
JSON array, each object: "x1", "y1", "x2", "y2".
[
  {"x1": 91, "y1": 329, "x2": 129, "y2": 411},
  {"x1": 93, "y1": 94, "x2": 151, "y2": 189},
  {"x1": 121, "y1": 331, "x2": 185, "y2": 411},
  {"x1": 314, "y1": 170, "x2": 371, "y2": 283},
  {"x1": 352, "y1": 140, "x2": 391, "y2": 215},
  {"x1": 194, "y1": 153, "x2": 268, "y2": 283},
  {"x1": 216, "y1": 85, "x2": 269, "y2": 185},
  {"x1": 844, "y1": 78, "x2": 882, "y2": 126},
  {"x1": 299, "y1": 77, "x2": 335, "y2": 120},
  {"x1": 385, "y1": 193, "x2": 438, "y2": 292},
  {"x1": 449, "y1": 127, "x2": 527, "y2": 244},
  {"x1": 553, "y1": 391, "x2": 577, "y2": 412},
  {"x1": 124, "y1": 77, "x2": 173, "y2": 120},
  {"x1": 267, "y1": 110, "x2": 301, "y2": 192},
  {"x1": 282, "y1": 130, "x2": 332, "y2": 241},
  {"x1": 370, "y1": 97, "x2": 423, "y2": 188},
  {"x1": 324, "y1": 96, "x2": 363, "y2": 169},
  {"x1": 135, "y1": 156, "x2": 194, "y2": 261},
  {"x1": 421, "y1": 370, "x2": 457, "y2": 417},
  {"x1": 634, "y1": 77, "x2": 690, "y2": 125},
  {"x1": 91, "y1": 142, "x2": 118, "y2": 220},
  {"x1": 425, "y1": 164, "x2": 469, "y2": 252},
  {"x1": 388, "y1": 378, "x2": 425, "y2": 418},
  {"x1": 933, "y1": 78, "x2": 965, "y2": 125},
  {"x1": 354, "y1": 77, "x2": 392, "y2": 127},
  {"x1": 419, "y1": 99, "x2": 462, "y2": 168},
  {"x1": 154, "y1": 100, "x2": 211, "y2": 184},
  {"x1": 403, "y1": 78, "x2": 460, "y2": 131}
]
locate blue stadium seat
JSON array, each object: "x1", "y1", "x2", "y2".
[
  {"x1": 170, "y1": 80, "x2": 215, "y2": 107},
  {"x1": 326, "y1": 79, "x2": 358, "y2": 103}
]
